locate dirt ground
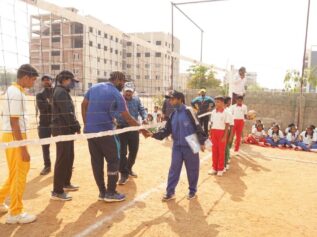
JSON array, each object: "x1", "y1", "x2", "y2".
[{"x1": 0, "y1": 136, "x2": 317, "y2": 237}]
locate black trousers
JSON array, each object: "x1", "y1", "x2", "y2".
[
  {"x1": 199, "y1": 116, "x2": 210, "y2": 135},
  {"x1": 38, "y1": 126, "x2": 52, "y2": 168},
  {"x1": 53, "y1": 140, "x2": 74, "y2": 194},
  {"x1": 88, "y1": 135, "x2": 120, "y2": 195},
  {"x1": 119, "y1": 131, "x2": 140, "y2": 175}
]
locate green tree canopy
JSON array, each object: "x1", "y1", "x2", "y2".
[
  {"x1": 284, "y1": 67, "x2": 317, "y2": 92},
  {"x1": 187, "y1": 65, "x2": 220, "y2": 89}
]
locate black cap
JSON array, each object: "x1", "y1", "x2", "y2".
[
  {"x1": 165, "y1": 90, "x2": 185, "y2": 101},
  {"x1": 41, "y1": 74, "x2": 53, "y2": 81},
  {"x1": 56, "y1": 70, "x2": 79, "y2": 83}
]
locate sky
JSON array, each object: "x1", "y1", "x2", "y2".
[{"x1": 1, "y1": 0, "x2": 317, "y2": 89}]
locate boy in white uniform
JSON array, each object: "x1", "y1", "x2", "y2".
[
  {"x1": 231, "y1": 95, "x2": 248, "y2": 152},
  {"x1": 0, "y1": 64, "x2": 38, "y2": 224}
]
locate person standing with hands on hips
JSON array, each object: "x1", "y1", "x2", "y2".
[
  {"x1": 51, "y1": 70, "x2": 81, "y2": 201},
  {"x1": 191, "y1": 88, "x2": 214, "y2": 135},
  {"x1": 146, "y1": 91, "x2": 207, "y2": 201}
]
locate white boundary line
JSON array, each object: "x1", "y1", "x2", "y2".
[{"x1": 74, "y1": 153, "x2": 211, "y2": 237}]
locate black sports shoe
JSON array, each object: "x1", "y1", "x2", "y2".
[
  {"x1": 104, "y1": 192, "x2": 126, "y2": 202},
  {"x1": 51, "y1": 192, "x2": 72, "y2": 201},
  {"x1": 187, "y1": 193, "x2": 197, "y2": 200},
  {"x1": 40, "y1": 166, "x2": 51, "y2": 175},
  {"x1": 63, "y1": 184, "x2": 79, "y2": 192},
  {"x1": 118, "y1": 174, "x2": 129, "y2": 185},
  {"x1": 129, "y1": 170, "x2": 138, "y2": 178},
  {"x1": 162, "y1": 193, "x2": 175, "y2": 202}
]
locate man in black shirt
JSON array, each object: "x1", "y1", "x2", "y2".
[
  {"x1": 51, "y1": 70, "x2": 81, "y2": 201},
  {"x1": 36, "y1": 75, "x2": 53, "y2": 175}
]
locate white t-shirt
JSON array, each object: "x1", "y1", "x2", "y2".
[
  {"x1": 231, "y1": 75, "x2": 246, "y2": 96},
  {"x1": 231, "y1": 104, "x2": 248, "y2": 120},
  {"x1": 225, "y1": 107, "x2": 234, "y2": 126},
  {"x1": 300, "y1": 131, "x2": 314, "y2": 145},
  {"x1": 210, "y1": 109, "x2": 231, "y2": 130},
  {"x1": 1, "y1": 84, "x2": 28, "y2": 133},
  {"x1": 268, "y1": 130, "x2": 284, "y2": 139},
  {"x1": 286, "y1": 133, "x2": 298, "y2": 142},
  {"x1": 252, "y1": 130, "x2": 266, "y2": 139}
]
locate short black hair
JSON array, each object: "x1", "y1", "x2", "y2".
[
  {"x1": 224, "y1": 96, "x2": 231, "y2": 104},
  {"x1": 17, "y1": 64, "x2": 39, "y2": 79},
  {"x1": 237, "y1": 95, "x2": 244, "y2": 100},
  {"x1": 214, "y1": 95, "x2": 224, "y2": 102},
  {"x1": 109, "y1": 71, "x2": 126, "y2": 81}
]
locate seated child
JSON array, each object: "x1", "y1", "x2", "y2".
[
  {"x1": 267, "y1": 122, "x2": 276, "y2": 136},
  {"x1": 251, "y1": 120, "x2": 263, "y2": 134},
  {"x1": 245, "y1": 124, "x2": 266, "y2": 146},
  {"x1": 285, "y1": 123, "x2": 299, "y2": 136},
  {"x1": 266, "y1": 124, "x2": 286, "y2": 147},
  {"x1": 285, "y1": 125, "x2": 299, "y2": 148},
  {"x1": 296, "y1": 126, "x2": 317, "y2": 151}
]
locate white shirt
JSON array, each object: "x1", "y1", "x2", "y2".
[
  {"x1": 286, "y1": 133, "x2": 298, "y2": 142},
  {"x1": 268, "y1": 130, "x2": 284, "y2": 139},
  {"x1": 285, "y1": 127, "x2": 299, "y2": 137},
  {"x1": 252, "y1": 130, "x2": 266, "y2": 139},
  {"x1": 225, "y1": 107, "x2": 234, "y2": 126},
  {"x1": 231, "y1": 104, "x2": 248, "y2": 120},
  {"x1": 300, "y1": 131, "x2": 313, "y2": 145},
  {"x1": 231, "y1": 75, "x2": 246, "y2": 96},
  {"x1": 1, "y1": 84, "x2": 28, "y2": 133},
  {"x1": 210, "y1": 109, "x2": 231, "y2": 130}
]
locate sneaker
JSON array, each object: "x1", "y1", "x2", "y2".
[
  {"x1": 51, "y1": 192, "x2": 72, "y2": 201},
  {"x1": 98, "y1": 193, "x2": 106, "y2": 201},
  {"x1": 63, "y1": 184, "x2": 79, "y2": 192},
  {"x1": 208, "y1": 169, "x2": 217, "y2": 175},
  {"x1": 104, "y1": 192, "x2": 126, "y2": 202},
  {"x1": 187, "y1": 193, "x2": 197, "y2": 200},
  {"x1": 118, "y1": 174, "x2": 129, "y2": 185},
  {"x1": 0, "y1": 203, "x2": 8, "y2": 214},
  {"x1": 40, "y1": 166, "x2": 51, "y2": 176},
  {"x1": 226, "y1": 164, "x2": 230, "y2": 170},
  {"x1": 217, "y1": 171, "x2": 224, "y2": 176},
  {"x1": 129, "y1": 170, "x2": 138, "y2": 178},
  {"x1": 162, "y1": 193, "x2": 176, "y2": 202},
  {"x1": 6, "y1": 213, "x2": 36, "y2": 224}
]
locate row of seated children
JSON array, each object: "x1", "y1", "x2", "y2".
[{"x1": 245, "y1": 121, "x2": 317, "y2": 152}]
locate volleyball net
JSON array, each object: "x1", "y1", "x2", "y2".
[{"x1": 0, "y1": 0, "x2": 215, "y2": 149}]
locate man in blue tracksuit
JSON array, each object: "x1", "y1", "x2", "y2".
[{"x1": 148, "y1": 91, "x2": 207, "y2": 201}]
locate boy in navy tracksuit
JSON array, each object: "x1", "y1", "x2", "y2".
[{"x1": 148, "y1": 91, "x2": 207, "y2": 201}]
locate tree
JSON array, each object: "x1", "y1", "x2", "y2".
[
  {"x1": 187, "y1": 65, "x2": 220, "y2": 89},
  {"x1": 284, "y1": 67, "x2": 317, "y2": 92}
]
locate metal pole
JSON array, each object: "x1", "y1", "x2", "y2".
[
  {"x1": 171, "y1": 2, "x2": 174, "y2": 90},
  {"x1": 175, "y1": 0, "x2": 228, "y2": 5},
  {"x1": 200, "y1": 30, "x2": 203, "y2": 62},
  {"x1": 298, "y1": 0, "x2": 311, "y2": 130}
]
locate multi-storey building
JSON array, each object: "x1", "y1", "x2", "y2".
[
  {"x1": 124, "y1": 32, "x2": 180, "y2": 94},
  {"x1": 30, "y1": 8, "x2": 180, "y2": 94}
]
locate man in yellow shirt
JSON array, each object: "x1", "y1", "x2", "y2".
[{"x1": 0, "y1": 64, "x2": 38, "y2": 224}]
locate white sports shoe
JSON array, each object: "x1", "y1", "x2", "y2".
[
  {"x1": 208, "y1": 169, "x2": 217, "y2": 175},
  {"x1": 0, "y1": 203, "x2": 8, "y2": 214},
  {"x1": 217, "y1": 171, "x2": 224, "y2": 176},
  {"x1": 6, "y1": 213, "x2": 37, "y2": 224}
]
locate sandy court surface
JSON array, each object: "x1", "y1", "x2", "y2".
[{"x1": 0, "y1": 137, "x2": 317, "y2": 237}]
